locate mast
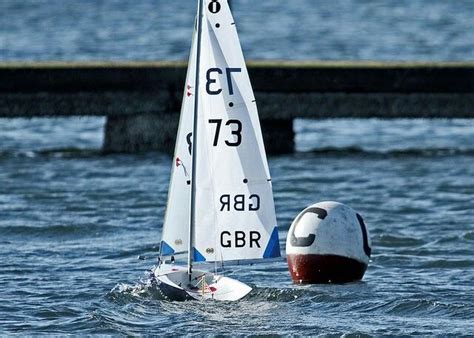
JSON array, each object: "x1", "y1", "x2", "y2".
[{"x1": 188, "y1": 0, "x2": 204, "y2": 279}]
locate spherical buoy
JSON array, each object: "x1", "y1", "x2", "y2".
[{"x1": 286, "y1": 201, "x2": 371, "y2": 284}]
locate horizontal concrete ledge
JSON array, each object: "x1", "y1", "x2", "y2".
[
  {"x1": 257, "y1": 93, "x2": 474, "y2": 119},
  {"x1": 1, "y1": 61, "x2": 473, "y2": 153},
  {"x1": 1, "y1": 60, "x2": 474, "y2": 93},
  {"x1": 1, "y1": 92, "x2": 473, "y2": 119},
  {"x1": 1, "y1": 60, "x2": 473, "y2": 119}
]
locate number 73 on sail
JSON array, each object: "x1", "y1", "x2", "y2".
[{"x1": 153, "y1": 0, "x2": 281, "y2": 301}]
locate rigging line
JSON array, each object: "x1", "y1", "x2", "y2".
[{"x1": 189, "y1": 0, "x2": 205, "y2": 281}]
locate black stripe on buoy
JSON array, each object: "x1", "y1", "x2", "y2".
[
  {"x1": 295, "y1": 207, "x2": 327, "y2": 223},
  {"x1": 289, "y1": 207, "x2": 328, "y2": 247},
  {"x1": 356, "y1": 213, "x2": 371, "y2": 257}
]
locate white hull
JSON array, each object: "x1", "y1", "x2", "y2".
[{"x1": 153, "y1": 264, "x2": 252, "y2": 301}]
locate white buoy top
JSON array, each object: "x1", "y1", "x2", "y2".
[{"x1": 286, "y1": 201, "x2": 371, "y2": 265}]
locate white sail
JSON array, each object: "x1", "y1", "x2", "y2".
[
  {"x1": 192, "y1": 0, "x2": 280, "y2": 262},
  {"x1": 160, "y1": 26, "x2": 198, "y2": 256}
]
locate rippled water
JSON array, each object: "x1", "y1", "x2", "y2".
[
  {"x1": 1, "y1": 118, "x2": 473, "y2": 335},
  {"x1": 1, "y1": 0, "x2": 473, "y2": 61}
]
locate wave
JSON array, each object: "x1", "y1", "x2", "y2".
[
  {"x1": 0, "y1": 148, "x2": 103, "y2": 160},
  {"x1": 1, "y1": 146, "x2": 474, "y2": 162},
  {"x1": 375, "y1": 234, "x2": 427, "y2": 248},
  {"x1": 304, "y1": 146, "x2": 474, "y2": 158},
  {"x1": 107, "y1": 272, "x2": 169, "y2": 303},
  {"x1": 1, "y1": 223, "x2": 114, "y2": 238},
  {"x1": 107, "y1": 271, "x2": 365, "y2": 304}
]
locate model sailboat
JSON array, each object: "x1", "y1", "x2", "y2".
[{"x1": 154, "y1": 0, "x2": 280, "y2": 301}]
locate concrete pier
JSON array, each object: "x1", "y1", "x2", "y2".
[{"x1": 1, "y1": 61, "x2": 473, "y2": 153}]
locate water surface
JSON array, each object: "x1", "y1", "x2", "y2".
[{"x1": 1, "y1": 118, "x2": 473, "y2": 335}]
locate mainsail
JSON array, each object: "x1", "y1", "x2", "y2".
[{"x1": 161, "y1": 0, "x2": 280, "y2": 263}]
